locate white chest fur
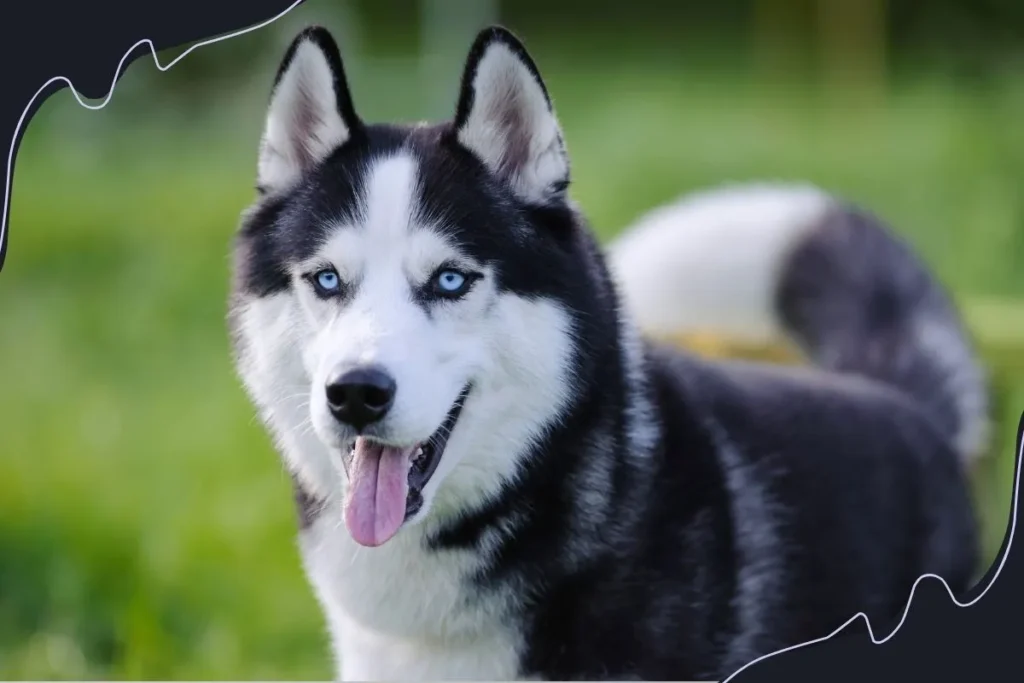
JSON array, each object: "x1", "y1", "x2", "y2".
[{"x1": 299, "y1": 507, "x2": 524, "y2": 681}]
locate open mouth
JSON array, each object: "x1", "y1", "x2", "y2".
[{"x1": 341, "y1": 384, "x2": 471, "y2": 547}]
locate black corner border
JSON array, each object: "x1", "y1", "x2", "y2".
[
  {"x1": 724, "y1": 409, "x2": 1022, "y2": 683},
  {"x1": 0, "y1": 0, "x2": 305, "y2": 272}
]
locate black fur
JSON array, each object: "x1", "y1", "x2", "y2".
[
  {"x1": 229, "y1": 24, "x2": 982, "y2": 681},
  {"x1": 235, "y1": 120, "x2": 602, "y2": 327},
  {"x1": 292, "y1": 473, "x2": 327, "y2": 531},
  {"x1": 776, "y1": 202, "x2": 987, "y2": 454}
]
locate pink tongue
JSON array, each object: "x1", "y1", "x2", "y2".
[{"x1": 344, "y1": 438, "x2": 416, "y2": 547}]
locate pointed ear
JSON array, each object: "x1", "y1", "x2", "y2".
[
  {"x1": 257, "y1": 26, "x2": 362, "y2": 194},
  {"x1": 452, "y1": 27, "x2": 570, "y2": 205}
]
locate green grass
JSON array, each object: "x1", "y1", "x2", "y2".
[{"x1": 2, "y1": 42, "x2": 1023, "y2": 679}]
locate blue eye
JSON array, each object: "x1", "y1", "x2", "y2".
[
  {"x1": 313, "y1": 268, "x2": 340, "y2": 294},
  {"x1": 425, "y1": 266, "x2": 480, "y2": 301},
  {"x1": 436, "y1": 270, "x2": 466, "y2": 293}
]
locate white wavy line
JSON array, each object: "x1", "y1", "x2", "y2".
[
  {"x1": 0, "y1": 0, "x2": 306, "y2": 264},
  {"x1": 723, "y1": 425, "x2": 1021, "y2": 682}
]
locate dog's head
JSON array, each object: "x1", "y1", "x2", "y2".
[{"x1": 230, "y1": 26, "x2": 603, "y2": 547}]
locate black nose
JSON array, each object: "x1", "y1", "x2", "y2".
[{"x1": 325, "y1": 366, "x2": 397, "y2": 431}]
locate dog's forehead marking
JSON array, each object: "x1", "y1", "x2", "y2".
[
  {"x1": 315, "y1": 151, "x2": 466, "y2": 279},
  {"x1": 364, "y1": 152, "x2": 419, "y2": 243}
]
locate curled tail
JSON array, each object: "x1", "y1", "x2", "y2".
[{"x1": 607, "y1": 183, "x2": 990, "y2": 464}]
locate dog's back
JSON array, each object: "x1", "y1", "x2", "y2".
[
  {"x1": 609, "y1": 184, "x2": 989, "y2": 464},
  {"x1": 606, "y1": 185, "x2": 984, "y2": 672},
  {"x1": 665, "y1": 348, "x2": 975, "y2": 640}
]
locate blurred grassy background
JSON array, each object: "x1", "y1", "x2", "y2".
[{"x1": 2, "y1": 0, "x2": 1023, "y2": 678}]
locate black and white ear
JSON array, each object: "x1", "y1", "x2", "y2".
[
  {"x1": 453, "y1": 27, "x2": 570, "y2": 205},
  {"x1": 257, "y1": 26, "x2": 361, "y2": 194}
]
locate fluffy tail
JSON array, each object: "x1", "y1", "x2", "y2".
[{"x1": 607, "y1": 183, "x2": 990, "y2": 464}]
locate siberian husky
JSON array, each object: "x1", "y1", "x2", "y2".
[{"x1": 228, "y1": 24, "x2": 986, "y2": 681}]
